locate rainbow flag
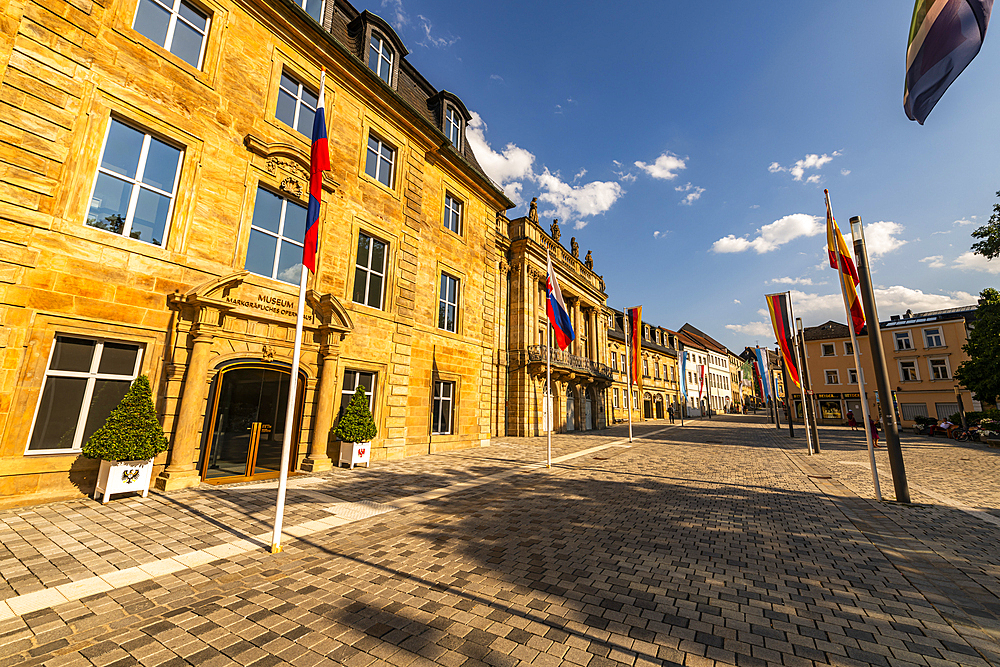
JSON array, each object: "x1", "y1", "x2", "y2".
[
  {"x1": 825, "y1": 190, "x2": 865, "y2": 335},
  {"x1": 304, "y1": 70, "x2": 330, "y2": 272},
  {"x1": 904, "y1": 0, "x2": 993, "y2": 124},
  {"x1": 765, "y1": 293, "x2": 800, "y2": 388}
]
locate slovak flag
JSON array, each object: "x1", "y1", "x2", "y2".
[
  {"x1": 303, "y1": 69, "x2": 330, "y2": 273},
  {"x1": 545, "y1": 251, "x2": 575, "y2": 350}
]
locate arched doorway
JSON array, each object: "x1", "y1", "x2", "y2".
[
  {"x1": 643, "y1": 393, "x2": 653, "y2": 419},
  {"x1": 654, "y1": 396, "x2": 664, "y2": 419},
  {"x1": 566, "y1": 386, "x2": 576, "y2": 432},
  {"x1": 202, "y1": 363, "x2": 305, "y2": 484}
]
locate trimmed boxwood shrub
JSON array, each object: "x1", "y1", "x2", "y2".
[
  {"x1": 82, "y1": 375, "x2": 169, "y2": 462},
  {"x1": 333, "y1": 387, "x2": 377, "y2": 443}
]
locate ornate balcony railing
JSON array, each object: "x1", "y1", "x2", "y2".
[{"x1": 525, "y1": 345, "x2": 613, "y2": 381}]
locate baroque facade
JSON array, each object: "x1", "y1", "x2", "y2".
[
  {"x1": 0, "y1": 0, "x2": 511, "y2": 506},
  {"x1": 606, "y1": 310, "x2": 680, "y2": 424}
]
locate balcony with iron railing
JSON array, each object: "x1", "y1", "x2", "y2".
[{"x1": 525, "y1": 345, "x2": 614, "y2": 382}]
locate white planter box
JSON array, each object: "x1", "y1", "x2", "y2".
[
  {"x1": 94, "y1": 459, "x2": 154, "y2": 504},
  {"x1": 339, "y1": 441, "x2": 371, "y2": 469}
]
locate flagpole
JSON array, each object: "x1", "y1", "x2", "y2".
[
  {"x1": 271, "y1": 265, "x2": 307, "y2": 553},
  {"x1": 623, "y1": 309, "x2": 633, "y2": 443},
  {"x1": 786, "y1": 292, "x2": 814, "y2": 455},
  {"x1": 546, "y1": 253, "x2": 552, "y2": 468},
  {"x1": 827, "y1": 190, "x2": 881, "y2": 500}
]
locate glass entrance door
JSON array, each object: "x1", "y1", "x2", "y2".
[{"x1": 203, "y1": 365, "x2": 300, "y2": 483}]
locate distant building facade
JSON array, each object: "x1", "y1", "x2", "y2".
[{"x1": 606, "y1": 311, "x2": 679, "y2": 423}]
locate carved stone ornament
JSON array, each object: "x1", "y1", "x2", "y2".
[
  {"x1": 528, "y1": 197, "x2": 539, "y2": 223},
  {"x1": 550, "y1": 219, "x2": 561, "y2": 242},
  {"x1": 266, "y1": 156, "x2": 309, "y2": 181},
  {"x1": 585, "y1": 250, "x2": 593, "y2": 270},
  {"x1": 280, "y1": 177, "x2": 303, "y2": 198},
  {"x1": 261, "y1": 343, "x2": 275, "y2": 362},
  {"x1": 570, "y1": 237, "x2": 579, "y2": 259}
]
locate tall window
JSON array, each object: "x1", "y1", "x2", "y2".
[
  {"x1": 245, "y1": 187, "x2": 306, "y2": 285},
  {"x1": 133, "y1": 0, "x2": 209, "y2": 68},
  {"x1": 610, "y1": 352, "x2": 618, "y2": 371},
  {"x1": 27, "y1": 337, "x2": 143, "y2": 453},
  {"x1": 848, "y1": 369, "x2": 860, "y2": 384},
  {"x1": 894, "y1": 332, "x2": 912, "y2": 350},
  {"x1": 432, "y1": 380, "x2": 454, "y2": 435},
  {"x1": 844, "y1": 341, "x2": 854, "y2": 355},
  {"x1": 438, "y1": 273, "x2": 459, "y2": 332},
  {"x1": 341, "y1": 370, "x2": 376, "y2": 418},
  {"x1": 368, "y1": 33, "x2": 393, "y2": 84},
  {"x1": 613, "y1": 388, "x2": 619, "y2": 408},
  {"x1": 654, "y1": 362, "x2": 660, "y2": 379},
  {"x1": 900, "y1": 360, "x2": 918, "y2": 381},
  {"x1": 924, "y1": 328, "x2": 943, "y2": 348},
  {"x1": 365, "y1": 133, "x2": 395, "y2": 187},
  {"x1": 642, "y1": 359, "x2": 649, "y2": 377},
  {"x1": 444, "y1": 193, "x2": 462, "y2": 234},
  {"x1": 87, "y1": 119, "x2": 182, "y2": 247},
  {"x1": 276, "y1": 72, "x2": 317, "y2": 136},
  {"x1": 353, "y1": 232, "x2": 387, "y2": 309},
  {"x1": 446, "y1": 107, "x2": 462, "y2": 148},
  {"x1": 295, "y1": 0, "x2": 322, "y2": 23},
  {"x1": 930, "y1": 358, "x2": 949, "y2": 380}
]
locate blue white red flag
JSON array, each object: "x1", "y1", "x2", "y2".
[
  {"x1": 545, "y1": 252, "x2": 575, "y2": 350},
  {"x1": 303, "y1": 70, "x2": 330, "y2": 272},
  {"x1": 753, "y1": 347, "x2": 771, "y2": 401},
  {"x1": 904, "y1": 0, "x2": 993, "y2": 124}
]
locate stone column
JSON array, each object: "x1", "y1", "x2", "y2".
[
  {"x1": 301, "y1": 332, "x2": 340, "y2": 472},
  {"x1": 525, "y1": 268, "x2": 534, "y2": 347},
  {"x1": 155, "y1": 326, "x2": 214, "y2": 492}
]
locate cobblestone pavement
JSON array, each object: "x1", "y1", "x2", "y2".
[{"x1": 3, "y1": 416, "x2": 1000, "y2": 666}]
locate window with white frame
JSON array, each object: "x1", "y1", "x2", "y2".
[
  {"x1": 654, "y1": 362, "x2": 660, "y2": 379},
  {"x1": 644, "y1": 326, "x2": 650, "y2": 340},
  {"x1": 848, "y1": 368, "x2": 863, "y2": 384},
  {"x1": 821, "y1": 343, "x2": 835, "y2": 356},
  {"x1": 642, "y1": 359, "x2": 649, "y2": 377},
  {"x1": 825, "y1": 370, "x2": 839, "y2": 385},
  {"x1": 432, "y1": 380, "x2": 454, "y2": 435},
  {"x1": 929, "y1": 358, "x2": 949, "y2": 380},
  {"x1": 368, "y1": 33, "x2": 393, "y2": 85},
  {"x1": 244, "y1": 187, "x2": 306, "y2": 285},
  {"x1": 632, "y1": 390, "x2": 638, "y2": 407},
  {"x1": 443, "y1": 193, "x2": 462, "y2": 234},
  {"x1": 613, "y1": 388, "x2": 619, "y2": 408},
  {"x1": 294, "y1": 0, "x2": 322, "y2": 22},
  {"x1": 275, "y1": 71, "x2": 317, "y2": 136},
  {"x1": 438, "y1": 273, "x2": 459, "y2": 332},
  {"x1": 844, "y1": 341, "x2": 853, "y2": 355},
  {"x1": 610, "y1": 352, "x2": 618, "y2": 372},
  {"x1": 27, "y1": 337, "x2": 143, "y2": 453},
  {"x1": 620, "y1": 353, "x2": 626, "y2": 371},
  {"x1": 894, "y1": 331, "x2": 912, "y2": 351},
  {"x1": 87, "y1": 119, "x2": 182, "y2": 247},
  {"x1": 899, "y1": 360, "x2": 918, "y2": 381},
  {"x1": 340, "y1": 370, "x2": 376, "y2": 419},
  {"x1": 445, "y1": 107, "x2": 462, "y2": 148},
  {"x1": 132, "y1": 0, "x2": 209, "y2": 68},
  {"x1": 924, "y1": 328, "x2": 943, "y2": 348},
  {"x1": 365, "y1": 133, "x2": 395, "y2": 187},
  {"x1": 353, "y1": 231, "x2": 387, "y2": 309}
]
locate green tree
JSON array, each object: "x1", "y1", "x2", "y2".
[
  {"x1": 970, "y1": 191, "x2": 1000, "y2": 260},
  {"x1": 82, "y1": 375, "x2": 169, "y2": 461},
  {"x1": 333, "y1": 387, "x2": 377, "y2": 443},
  {"x1": 954, "y1": 288, "x2": 1000, "y2": 408}
]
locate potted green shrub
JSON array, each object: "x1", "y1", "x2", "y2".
[
  {"x1": 82, "y1": 375, "x2": 168, "y2": 503},
  {"x1": 333, "y1": 387, "x2": 377, "y2": 469}
]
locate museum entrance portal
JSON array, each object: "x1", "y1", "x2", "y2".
[{"x1": 202, "y1": 365, "x2": 303, "y2": 484}]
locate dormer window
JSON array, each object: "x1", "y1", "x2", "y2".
[
  {"x1": 369, "y1": 33, "x2": 393, "y2": 85},
  {"x1": 446, "y1": 107, "x2": 461, "y2": 148}
]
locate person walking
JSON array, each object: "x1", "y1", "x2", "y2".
[
  {"x1": 870, "y1": 418, "x2": 881, "y2": 448},
  {"x1": 667, "y1": 405, "x2": 675, "y2": 424},
  {"x1": 846, "y1": 409, "x2": 858, "y2": 431}
]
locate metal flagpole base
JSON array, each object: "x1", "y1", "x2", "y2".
[{"x1": 270, "y1": 545, "x2": 283, "y2": 554}]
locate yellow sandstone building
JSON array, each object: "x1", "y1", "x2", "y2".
[{"x1": 0, "y1": 0, "x2": 512, "y2": 506}]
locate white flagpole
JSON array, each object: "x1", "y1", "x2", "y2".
[
  {"x1": 786, "y1": 292, "x2": 814, "y2": 455},
  {"x1": 546, "y1": 250, "x2": 552, "y2": 469},
  {"x1": 828, "y1": 191, "x2": 881, "y2": 501},
  {"x1": 623, "y1": 308, "x2": 634, "y2": 443},
  {"x1": 271, "y1": 264, "x2": 307, "y2": 552}
]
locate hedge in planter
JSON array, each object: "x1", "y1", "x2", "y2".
[
  {"x1": 333, "y1": 387, "x2": 377, "y2": 443},
  {"x1": 82, "y1": 375, "x2": 169, "y2": 462}
]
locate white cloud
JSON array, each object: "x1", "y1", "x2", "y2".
[
  {"x1": 841, "y1": 169, "x2": 851, "y2": 176},
  {"x1": 769, "y1": 151, "x2": 842, "y2": 182},
  {"x1": 573, "y1": 168, "x2": 587, "y2": 182},
  {"x1": 634, "y1": 152, "x2": 687, "y2": 180},
  {"x1": 953, "y1": 217, "x2": 976, "y2": 226},
  {"x1": 726, "y1": 321, "x2": 773, "y2": 336},
  {"x1": 380, "y1": 0, "x2": 408, "y2": 27},
  {"x1": 768, "y1": 276, "x2": 816, "y2": 286},
  {"x1": 750, "y1": 204, "x2": 760, "y2": 209},
  {"x1": 954, "y1": 251, "x2": 1000, "y2": 274},
  {"x1": 711, "y1": 214, "x2": 823, "y2": 254},
  {"x1": 862, "y1": 221, "x2": 907, "y2": 258},
  {"x1": 490, "y1": 74, "x2": 504, "y2": 82},
  {"x1": 675, "y1": 182, "x2": 705, "y2": 205},
  {"x1": 416, "y1": 15, "x2": 458, "y2": 47},
  {"x1": 466, "y1": 111, "x2": 536, "y2": 205},
  {"x1": 733, "y1": 299, "x2": 741, "y2": 304},
  {"x1": 536, "y1": 168, "x2": 624, "y2": 229},
  {"x1": 920, "y1": 255, "x2": 946, "y2": 269},
  {"x1": 789, "y1": 286, "x2": 977, "y2": 326}
]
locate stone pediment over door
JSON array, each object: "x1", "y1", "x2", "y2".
[{"x1": 169, "y1": 271, "x2": 353, "y2": 335}]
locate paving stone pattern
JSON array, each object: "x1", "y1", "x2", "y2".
[{"x1": 3, "y1": 417, "x2": 1000, "y2": 666}]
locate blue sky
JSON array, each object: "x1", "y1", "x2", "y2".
[{"x1": 372, "y1": 0, "x2": 1000, "y2": 351}]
